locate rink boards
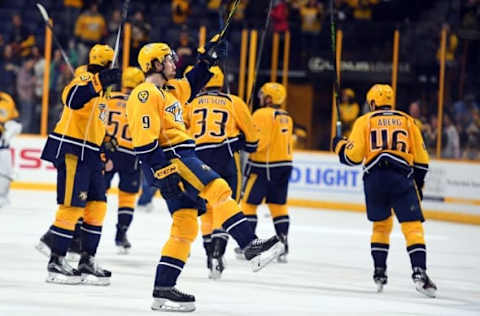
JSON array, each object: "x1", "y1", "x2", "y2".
[{"x1": 9, "y1": 135, "x2": 480, "y2": 225}]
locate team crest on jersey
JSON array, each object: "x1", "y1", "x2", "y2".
[
  {"x1": 79, "y1": 73, "x2": 90, "y2": 81},
  {"x1": 138, "y1": 90, "x2": 149, "y2": 103},
  {"x1": 165, "y1": 102, "x2": 183, "y2": 122}
]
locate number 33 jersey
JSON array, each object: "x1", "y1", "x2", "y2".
[{"x1": 341, "y1": 109, "x2": 429, "y2": 171}]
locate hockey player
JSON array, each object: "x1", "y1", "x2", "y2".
[
  {"x1": 332, "y1": 84, "x2": 437, "y2": 297},
  {"x1": 240, "y1": 82, "x2": 293, "y2": 263},
  {"x1": 39, "y1": 44, "x2": 121, "y2": 285},
  {"x1": 184, "y1": 65, "x2": 259, "y2": 279},
  {"x1": 0, "y1": 91, "x2": 22, "y2": 208},
  {"x1": 104, "y1": 67, "x2": 145, "y2": 253},
  {"x1": 126, "y1": 39, "x2": 284, "y2": 312}
]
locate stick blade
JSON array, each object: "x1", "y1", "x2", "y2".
[{"x1": 36, "y1": 3, "x2": 49, "y2": 22}]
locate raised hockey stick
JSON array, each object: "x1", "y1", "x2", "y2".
[
  {"x1": 247, "y1": 0, "x2": 274, "y2": 109},
  {"x1": 218, "y1": 3, "x2": 232, "y2": 94},
  {"x1": 218, "y1": 0, "x2": 241, "y2": 42},
  {"x1": 36, "y1": 3, "x2": 75, "y2": 75},
  {"x1": 330, "y1": 0, "x2": 342, "y2": 137}
]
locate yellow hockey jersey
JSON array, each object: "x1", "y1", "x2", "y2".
[
  {"x1": 184, "y1": 90, "x2": 258, "y2": 153},
  {"x1": 0, "y1": 92, "x2": 19, "y2": 124},
  {"x1": 126, "y1": 79, "x2": 193, "y2": 155},
  {"x1": 249, "y1": 106, "x2": 293, "y2": 167},
  {"x1": 41, "y1": 71, "x2": 107, "y2": 162},
  {"x1": 335, "y1": 108, "x2": 429, "y2": 172},
  {"x1": 106, "y1": 92, "x2": 134, "y2": 155}
]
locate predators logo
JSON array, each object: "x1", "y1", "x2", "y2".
[
  {"x1": 165, "y1": 102, "x2": 183, "y2": 122},
  {"x1": 138, "y1": 90, "x2": 149, "y2": 103},
  {"x1": 78, "y1": 191, "x2": 88, "y2": 201}
]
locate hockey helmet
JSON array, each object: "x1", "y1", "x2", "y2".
[
  {"x1": 366, "y1": 84, "x2": 393, "y2": 109},
  {"x1": 259, "y1": 82, "x2": 286, "y2": 105},
  {"x1": 89, "y1": 44, "x2": 114, "y2": 67},
  {"x1": 138, "y1": 43, "x2": 178, "y2": 73},
  {"x1": 122, "y1": 67, "x2": 145, "y2": 89},
  {"x1": 205, "y1": 66, "x2": 224, "y2": 88}
]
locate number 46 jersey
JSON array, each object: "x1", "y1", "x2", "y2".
[{"x1": 339, "y1": 109, "x2": 429, "y2": 172}]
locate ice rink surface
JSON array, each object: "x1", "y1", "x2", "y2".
[{"x1": 1, "y1": 189, "x2": 479, "y2": 316}]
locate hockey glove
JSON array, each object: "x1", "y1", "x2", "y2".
[
  {"x1": 197, "y1": 34, "x2": 227, "y2": 66},
  {"x1": 102, "y1": 134, "x2": 118, "y2": 153},
  {"x1": 97, "y1": 68, "x2": 121, "y2": 90},
  {"x1": 332, "y1": 136, "x2": 347, "y2": 153},
  {"x1": 152, "y1": 163, "x2": 184, "y2": 200}
]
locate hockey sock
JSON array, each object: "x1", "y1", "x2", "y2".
[
  {"x1": 81, "y1": 223, "x2": 102, "y2": 256},
  {"x1": 245, "y1": 215, "x2": 258, "y2": 232},
  {"x1": 273, "y1": 215, "x2": 290, "y2": 237},
  {"x1": 202, "y1": 234, "x2": 212, "y2": 257},
  {"x1": 118, "y1": 207, "x2": 134, "y2": 228},
  {"x1": 212, "y1": 229, "x2": 229, "y2": 256},
  {"x1": 371, "y1": 243, "x2": 389, "y2": 268},
  {"x1": 154, "y1": 256, "x2": 185, "y2": 287},
  {"x1": 50, "y1": 225, "x2": 74, "y2": 256},
  {"x1": 73, "y1": 218, "x2": 83, "y2": 239},
  {"x1": 407, "y1": 244, "x2": 427, "y2": 270},
  {"x1": 222, "y1": 212, "x2": 256, "y2": 249}
]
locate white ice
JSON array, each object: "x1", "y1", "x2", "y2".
[{"x1": 1, "y1": 189, "x2": 479, "y2": 316}]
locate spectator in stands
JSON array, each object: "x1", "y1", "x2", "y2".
[
  {"x1": 74, "y1": 2, "x2": 107, "y2": 64},
  {"x1": 298, "y1": 0, "x2": 324, "y2": 62},
  {"x1": 174, "y1": 27, "x2": 195, "y2": 77},
  {"x1": 453, "y1": 93, "x2": 479, "y2": 127},
  {"x1": 339, "y1": 88, "x2": 359, "y2": 137},
  {"x1": 271, "y1": 0, "x2": 289, "y2": 33},
  {"x1": 423, "y1": 114, "x2": 438, "y2": 154},
  {"x1": 343, "y1": 0, "x2": 380, "y2": 21},
  {"x1": 16, "y1": 59, "x2": 36, "y2": 133},
  {"x1": 0, "y1": 45, "x2": 19, "y2": 96},
  {"x1": 64, "y1": 0, "x2": 84, "y2": 37},
  {"x1": 8, "y1": 14, "x2": 35, "y2": 58},
  {"x1": 442, "y1": 113, "x2": 461, "y2": 158},
  {"x1": 172, "y1": 0, "x2": 191, "y2": 25},
  {"x1": 130, "y1": 10, "x2": 151, "y2": 67},
  {"x1": 409, "y1": 101, "x2": 425, "y2": 129},
  {"x1": 32, "y1": 46, "x2": 45, "y2": 110}
]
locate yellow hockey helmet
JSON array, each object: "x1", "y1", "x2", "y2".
[
  {"x1": 122, "y1": 67, "x2": 145, "y2": 89},
  {"x1": 259, "y1": 82, "x2": 286, "y2": 105},
  {"x1": 366, "y1": 84, "x2": 393, "y2": 108},
  {"x1": 205, "y1": 66, "x2": 224, "y2": 88},
  {"x1": 89, "y1": 44, "x2": 114, "y2": 67},
  {"x1": 138, "y1": 43, "x2": 177, "y2": 73},
  {"x1": 74, "y1": 65, "x2": 88, "y2": 77}
]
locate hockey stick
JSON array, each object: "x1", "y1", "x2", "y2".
[
  {"x1": 218, "y1": 3, "x2": 231, "y2": 94},
  {"x1": 330, "y1": 0, "x2": 342, "y2": 137},
  {"x1": 105, "y1": 0, "x2": 130, "y2": 98},
  {"x1": 36, "y1": 3, "x2": 74, "y2": 75},
  {"x1": 247, "y1": 0, "x2": 274, "y2": 109},
  {"x1": 218, "y1": 0, "x2": 241, "y2": 42}
]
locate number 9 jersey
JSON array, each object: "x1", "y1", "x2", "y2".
[{"x1": 335, "y1": 108, "x2": 429, "y2": 172}]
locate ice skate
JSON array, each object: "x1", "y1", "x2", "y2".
[
  {"x1": 151, "y1": 287, "x2": 195, "y2": 312},
  {"x1": 373, "y1": 267, "x2": 387, "y2": 292},
  {"x1": 412, "y1": 267, "x2": 437, "y2": 298},
  {"x1": 78, "y1": 253, "x2": 111, "y2": 286},
  {"x1": 115, "y1": 224, "x2": 132, "y2": 254},
  {"x1": 277, "y1": 234, "x2": 289, "y2": 263},
  {"x1": 46, "y1": 253, "x2": 81, "y2": 285},
  {"x1": 209, "y1": 256, "x2": 225, "y2": 280},
  {"x1": 244, "y1": 236, "x2": 285, "y2": 272}
]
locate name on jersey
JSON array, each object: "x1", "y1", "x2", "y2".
[
  {"x1": 198, "y1": 97, "x2": 226, "y2": 105},
  {"x1": 377, "y1": 118, "x2": 402, "y2": 126}
]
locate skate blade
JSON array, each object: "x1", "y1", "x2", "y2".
[
  {"x1": 375, "y1": 282, "x2": 384, "y2": 293},
  {"x1": 415, "y1": 281, "x2": 436, "y2": 298},
  {"x1": 249, "y1": 242, "x2": 285, "y2": 272},
  {"x1": 46, "y1": 272, "x2": 81, "y2": 285},
  {"x1": 116, "y1": 246, "x2": 130, "y2": 255},
  {"x1": 65, "y1": 252, "x2": 80, "y2": 262},
  {"x1": 35, "y1": 241, "x2": 51, "y2": 258},
  {"x1": 208, "y1": 259, "x2": 223, "y2": 280},
  {"x1": 81, "y1": 274, "x2": 110, "y2": 286},
  {"x1": 151, "y1": 298, "x2": 195, "y2": 312}
]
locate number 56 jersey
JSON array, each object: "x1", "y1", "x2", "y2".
[{"x1": 341, "y1": 109, "x2": 429, "y2": 172}]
